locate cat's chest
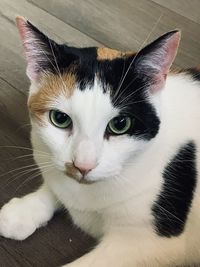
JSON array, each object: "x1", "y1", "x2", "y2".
[{"x1": 44, "y1": 157, "x2": 162, "y2": 214}]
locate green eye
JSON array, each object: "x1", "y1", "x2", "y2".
[
  {"x1": 107, "y1": 116, "x2": 132, "y2": 135},
  {"x1": 49, "y1": 110, "x2": 72, "y2": 129}
]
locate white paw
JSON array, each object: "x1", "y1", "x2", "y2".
[{"x1": 0, "y1": 197, "x2": 44, "y2": 240}]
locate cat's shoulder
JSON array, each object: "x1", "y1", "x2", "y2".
[
  {"x1": 185, "y1": 67, "x2": 200, "y2": 82},
  {"x1": 170, "y1": 66, "x2": 200, "y2": 82}
]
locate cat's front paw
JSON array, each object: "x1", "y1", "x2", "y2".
[{"x1": 0, "y1": 197, "x2": 40, "y2": 240}]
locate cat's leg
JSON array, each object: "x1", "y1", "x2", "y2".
[
  {"x1": 69, "y1": 208, "x2": 103, "y2": 238},
  {"x1": 63, "y1": 229, "x2": 186, "y2": 267},
  {"x1": 0, "y1": 183, "x2": 58, "y2": 240},
  {"x1": 63, "y1": 232, "x2": 142, "y2": 267}
]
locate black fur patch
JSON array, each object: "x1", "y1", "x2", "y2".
[
  {"x1": 186, "y1": 68, "x2": 200, "y2": 82},
  {"x1": 152, "y1": 141, "x2": 197, "y2": 237},
  {"x1": 97, "y1": 57, "x2": 160, "y2": 139},
  {"x1": 27, "y1": 21, "x2": 97, "y2": 76}
]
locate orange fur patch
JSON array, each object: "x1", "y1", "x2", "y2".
[
  {"x1": 28, "y1": 72, "x2": 76, "y2": 122},
  {"x1": 65, "y1": 162, "x2": 81, "y2": 181},
  {"x1": 65, "y1": 163, "x2": 93, "y2": 184},
  {"x1": 97, "y1": 47, "x2": 135, "y2": 60}
]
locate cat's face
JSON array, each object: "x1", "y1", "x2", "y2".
[
  {"x1": 29, "y1": 73, "x2": 152, "y2": 183},
  {"x1": 16, "y1": 17, "x2": 180, "y2": 184}
]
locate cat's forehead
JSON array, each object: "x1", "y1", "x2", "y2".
[
  {"x1": 28, "y1": 73, "x2": 118, "y2": 128},
  {"x1": 28, "y1": 47, "x2": 136, "y2": 116},
  {"x1": 69, "y1": 80, "x2": 118, "y2": 131}
]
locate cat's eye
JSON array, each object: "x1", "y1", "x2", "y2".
[
  {"x1": 49, "y1": 110, "x2": 72, "y2": 129},
  {"x1": 107, "y1": 116, "x2": 132, "y2": 135}
]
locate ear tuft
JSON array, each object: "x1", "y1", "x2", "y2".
[{"x1": 16, "y1": 16, "x2": 29, "y2": 41}]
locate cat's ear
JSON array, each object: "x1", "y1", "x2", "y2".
[
  {"x1": 135, "y1": 30, "x2": 181, "y2": 93},
  {"x1": 16, "y1": 16, "x2": 62, "y2": 82}
]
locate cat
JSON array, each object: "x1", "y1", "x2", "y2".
[{"x1": 0, "y1": 15, "x2": 200, "y2": 267}]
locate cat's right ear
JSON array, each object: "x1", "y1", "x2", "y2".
[
  {"x1": 16, "y1": 16, "x2": 62, "y2": 82},
  {"x1": 134, "y1": 30, "x2": 180, "y2": 94}
]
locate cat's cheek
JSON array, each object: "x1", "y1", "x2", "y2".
[
  {"x1": 92, "y1": 138, "x2": 148, "y2": 180},
  {"x1": 36, "y1": 125, "x2": 73, "y2": 163},
  {"x1": 86, "y1": 146, "x2": 126, "y2": 181}
]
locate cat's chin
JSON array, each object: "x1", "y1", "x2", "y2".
[
  {"x1": 64, "y1": 171, "x2": 106, "y2": 185},
  {"x1": 62, "y1": 170, "x2": 97, "y2": 185},
  {"x1": 78, "y1": 178, "x2": 96, "y2": 185}
]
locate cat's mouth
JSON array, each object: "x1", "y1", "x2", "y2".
[{"x1": 64, "y1": 162, "x2": 95, "y2": 184}]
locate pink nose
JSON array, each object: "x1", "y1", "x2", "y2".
[{"x1": 73, "y1": 162, "x2": 95, "y2": 176}]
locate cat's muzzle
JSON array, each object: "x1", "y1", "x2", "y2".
[{"x1": 65, "y1": 162, "x2": 94, "y2": 184}]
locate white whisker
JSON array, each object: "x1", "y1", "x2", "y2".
[
  {"x1": 13, "y1": 167, "x2": 53, "y2": 195},
  {"x1": 11, "y1": 153, "x2": 50, "y2": 161},
  {"x1": 0, "y1": 145, "x2": 49, "y2": 155},
  {"x1": 48, "y1": 38, "x2": 69, "y2": 93},
  {"x1": 4, "y1": 163, "x2": 53, "y2": 188},
  {"x1": 113, "y1": 14, "x2": 163, "y2": 102},
  {"x1": 0, "y1": 161, "x2": 51, "y2": 178}
]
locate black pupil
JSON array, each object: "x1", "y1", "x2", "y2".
[
  {"x1": 113, "y1": 116, "x2": 127, "y2": 131},
  {"x1": 55, "y1": 111, "x2": 68, "y2": 124}
]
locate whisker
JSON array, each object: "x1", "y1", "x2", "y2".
[
  {"x1": 15, "y1": 123, "x2": 32, "y2": 133},
  {"x1": 115, "y1": 82, "x2": 150, "y2": 107},
  {"x1": 10, "y1": 162, "x2": 52, "y2": 180},
  {"x1": 13, "y1": 167, "x2": 53, "y2": 195},
  {"x1": 117, "y1": 60, "x2": 126, "y2": 93},
  {"x1": 48, "y1": 38, "x2": 68, "y2": 93},
  {"x1": 0, "y1": 161, "x2": 51, "y2": 178},
  {"x1": 10, "y1": 153, "x2": 50, "y2": 161},
  {"x1": 38, "y1": 41, "x2": 62, "y2": 79},
  {"x1": 113, "y1": 14, "x2": 163, "y2": 101},
  {"x1": 113, "y1": 76, "x2": 138, "y2": 105},
  {"x1": 155, "y1": 203, "x2": 184, "y2": 224},
  {"x1": 124, "y1": 99, "x2": 148, "y2": 106},
  {"x1": 0, "y1": 145, "x2": 49, "y2": 155},
  {"x1": 4, "y1": 163, "x2": 53, "y2": 188}
]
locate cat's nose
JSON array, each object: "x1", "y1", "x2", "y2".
[{"x1": 73, "y1": 162, "x2": 95, "y2": 176}]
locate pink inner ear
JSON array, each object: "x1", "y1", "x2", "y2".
[
  {"x1": 150, "y1": 32, "x2": 181, "y2": 94},
  {"x1": 16, "y1": 16, "x2": 27, "y2": 40},
  {"x1": 150, "y1": 75, "x2": 166, "y2": 94},
  {"x1": 16, "y1": 16, "x2": 34, "y2": 57},
  {"x1": 161, "y1": 32, "x2": 181, "y2": 75},
  {"x1": 16, "y1": 16, "x2": 31, "y2": 55},
  {"x1": 16, "y1": 16, "x2": 41, "y2": 81}
]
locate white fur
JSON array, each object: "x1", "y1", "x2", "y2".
[
  {"x1": 1, "y1": 73, "x2": 200, "y2": 266},
  {"x1": 0, "y1": 184, "x2": 57, "y2": 240}
]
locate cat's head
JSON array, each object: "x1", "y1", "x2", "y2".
[{"x1": 16, "y1": 16, "x2": 180, "y2": 184}]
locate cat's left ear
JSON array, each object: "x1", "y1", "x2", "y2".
[{"x1": 135, "y1": 30, "x2": 181, "y2": 93}]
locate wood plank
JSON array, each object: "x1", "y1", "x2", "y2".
[
  {"x1": 152, "y1": 0, "x2": 200, "y2": 24},
  {"x1": 0, "y1": 77, "x2": 34, "y2": 202},
  {"x1": 29, "y1": 0, "x2": 200, "y2": 68},
  {"x1": 0, "y1": 15, "x2": 29, "y2": 95},
  {"x1": 0, "y1": 78, "x2": 28, "y2": 126},
  {"x1": 0, "y1": 0, "x2": 101, "y2": 46},
  {"x1": 0, "y1": 0, "x2": 102, "y2": 95}
]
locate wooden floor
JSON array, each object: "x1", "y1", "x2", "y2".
[{"x1": 0, "y1": 1, "x2": 200, "y2": 266}]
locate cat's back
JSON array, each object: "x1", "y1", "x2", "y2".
[{"x1": 161, "y1": 68, "x2": 200, "y2": 141}]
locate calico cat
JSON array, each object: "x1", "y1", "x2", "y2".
[{"x1": 0, "y1": 16, "x2": 200, "y2": 267}]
